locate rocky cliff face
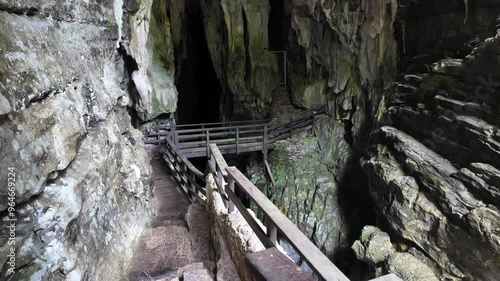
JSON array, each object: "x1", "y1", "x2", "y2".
[
  {"x1": 358, "y1": 1, "x2": 500, "y2": 279},
  {"x1": 247, "y1": 0, "x2": 500, "y2": 280},
  {"x1": 247, "y1": 0, "x2": 399, "y2": 275},
  {"x1": 361, "y1": 30, "x2": 500, "y2": 280},
  {"x1": 199, "y1": 0, "x2": 279, "y2": 120},
  {"x1": 0, "y1": 0, "x2": 177, "y2": 279}
]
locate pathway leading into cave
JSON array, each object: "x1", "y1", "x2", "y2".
[{"x1": 123, "y1": 156, "x2": 214, "y2": 281}]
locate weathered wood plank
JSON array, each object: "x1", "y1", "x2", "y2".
[
  {"x1": 209, "y1": 144, "x2": 229, "y2": 176},
  {"x1": 244, "y1": 247, "x2": 315, "y2": 281},
  {"x1": 178, "y1": 136, "x2": 264, "y2": 148}
]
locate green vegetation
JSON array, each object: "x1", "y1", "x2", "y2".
[
  {"x1": 418, "y1": 74, "x2": 450, "y2": 99},
  {"x1": 149, "y1": 0, "x2": 174, "y2": 75}
]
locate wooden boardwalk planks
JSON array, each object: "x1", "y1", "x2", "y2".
[{"x1": 150, "y1": 158, "x2": 190, "y2": 220}]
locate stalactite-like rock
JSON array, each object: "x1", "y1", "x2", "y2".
[{"x1": 200, "y1": 0, "x2": 278, "y2": 120}]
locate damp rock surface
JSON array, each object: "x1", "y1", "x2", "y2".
[
  {"x1": 0, "y1": 0, "x2": 177, "y2": 279},
  {"x1": 362, "y1": 29, "x2": 500, "y2": 281}
]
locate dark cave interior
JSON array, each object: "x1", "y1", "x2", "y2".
[
  {"x1": 269, "y1": 0, "x2": 285, "y2": 51},
  {"x1": 175, "y1": 0, "x2": 222, "y2": 125}
]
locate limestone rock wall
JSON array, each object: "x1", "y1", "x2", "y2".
[
  {"x1": 200, "y1": 0, "x2": 279, "y2": 120},
  {"x1": 0, "y1": 0, "x2": 177, "y2": 279},
  {"x1": 247, "y1": 126, "x2": 357, "y2": 261},
  {"x1": 285, "y1": 0, "x2": 398, "y2": 119},
  {"x1": 361, "y1": 30, "x2": 500, "y2": 280},
  {"x1": 205, "y1": 174, "x2": 264, "y2": 281},
  {"x1": 247, "y1": 1, "x2": 500, "y2": 280},
  {"x1": 396, "y1": 0, "x2": 500, "y2": 72}
]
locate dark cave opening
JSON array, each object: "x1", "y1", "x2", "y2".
[
  {"x1": 175, "y1": 0, "x2": 222, "y2": 125},
  {"x1": 269, "y1": 0, "x2": 285, "y2": 50}
]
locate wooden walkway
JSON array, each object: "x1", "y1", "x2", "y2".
[
  {"x1": 125, "y1": 157, "x2": 212, "y2": 281},
  {"x1": 139, "y1": 107, "x2": 402, "y2": 281},
  {"x1": 150, "y1": 157, "x2": 190, "y2": 223},
  {"x1": 144, "y1": 105, "x2": 327, "y2": 159}
]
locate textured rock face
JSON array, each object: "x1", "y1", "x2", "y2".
[
  {"x1": 247, "y1": 1, "x2": 500, "y2": 280},
  {"x1": 0, "y1": 0, "x2": 176, "y2": 279},
  {"x1": 247, "y1": 126, "x2": 355, "y2": 260},
  {"x1": 362, "y1": 29, "x2": 500, "y2": 280},
  {"x1": 246, "y1": 0, "x2": 399, "y2": 270},
  {"x1": 200, "y1": 0, "x2": 279, "y2": 120},
  {"x1": 352, "y1": 226, "x2": 439, "y2": 281},
  {"x1": 285, "y1": 0, "x2": 397, "y2": 115}
]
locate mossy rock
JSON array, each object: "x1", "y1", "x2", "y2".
[{"x1": 418, "y1": 74, "x2": 450, "y2": 100}]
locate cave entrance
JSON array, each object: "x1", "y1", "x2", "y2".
[
  {"x1": 269, "y1": 0, "x2": 285, "y2": 50},
  {"x1": 175, "y1": 0, "x2": 222, "y2": 125}
]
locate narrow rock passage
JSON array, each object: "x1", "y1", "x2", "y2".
[{"x1": 125, "y1": 157, "x2": 214, "y2": 281}]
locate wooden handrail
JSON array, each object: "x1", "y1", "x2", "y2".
[
  {"x1": 149, "y1": 105, "x2": 327, "y2": 203},
  {"x1": 224, "y1": 166, "x2": 349, "y2": 281},
  {"x1": 174, "y1": 118, "x2": 270, "y2": 129},
  {"x1": 148, "y1": 105, "x2": 404, "y2": 281}
]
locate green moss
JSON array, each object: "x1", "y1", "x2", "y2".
[
  {"x1": 418, "y1": 74, "x2": 450, "y2": 100},
  {"x1": 151, "y1": 96, "x2": 171, "y2": 116},
  {"x1": 149, "y1": 0, "x2": 174, "y2": 75},
  {"x1": 22, "y1": 262, "x2": 43, "y2": 278}
]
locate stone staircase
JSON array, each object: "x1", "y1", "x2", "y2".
[
  {"x1": 124, "y1": 158, "x2": 215, "y2": 281},
  {"x1": 272, "y1": 85, "x2": 306, "y2": 122},
  {"x1": 125, "y1": 204, "x2": 214, "y2": 281}
]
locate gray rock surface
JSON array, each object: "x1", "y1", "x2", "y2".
[
  {"x1": 247, "y1": 125, "x2": 353, "y2": 259},
  {"x1": 352, "y1": 226, "x2": 438, "y2": 281},
  {"x1": 199, "y1": 0, "x2": 278, "y2": 119},
  {"x1": 362, "y1": 28, "x2": 500, "y2": 281},
  {"x1": 351, "y1": 226, "x2": 394, "y2": 266},
  {"x1": 0, "y1": 0, "x2": 177, "y2": 279},
  {"x1": 247, "y1": 1, "x2": 500, "y2": 280}
]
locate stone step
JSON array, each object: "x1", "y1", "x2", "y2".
[
  {"x1": 183, "y1": 268, "x2": 213, "y2": 281},
  {"x1": 128, "y1": 225, "x2": 196, "y2": 276},
  {"x1": 153, "y1": 263, "x2": 211, "y2": 281}
]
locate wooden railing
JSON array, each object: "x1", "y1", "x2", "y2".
[
  {"x1": 162, "y1": 132, "x2": 206, "y2": 204},
  {"x1": 150, "y1": 106, "x2": 402, "y2": 281},
  {"x1": 207, "y1": 144, "x2": 349, "y2": 281},
  {"x1": 145, "y1": 106, "x2": 327, "y2": 159}
]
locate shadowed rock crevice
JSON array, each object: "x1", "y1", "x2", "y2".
[{"x1": 173, "y1": 0, "x2": 222, "y2": 124}]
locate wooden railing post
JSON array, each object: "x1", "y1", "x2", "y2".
[
  {"x1": 210, "y1": 149, "x2": 215, "y2": 172},
  {"x1": 174, "y1": 131, "x2": 179, "y2": 148},
  {"x1": 206, "y1": 129, "x2": 210, "y2": 157},
  {"x1": 268, "y1": 220, "x2": 277, "y2": 245},
  {"x1": 289, "y1": 116, "x2": 293, "y2": 138},
  {"x1": 228, "y1": 177, "x2": 235, "y2": 213},
  {"x1": 190, "y1": 171, "x2": 197, "y2": 201},
  {"x1": 236, "y1": 127, "x2": 240, "y2": 154},
  {"x1": 263, "y1": 125, "x2": 268, "y2": 162}
]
